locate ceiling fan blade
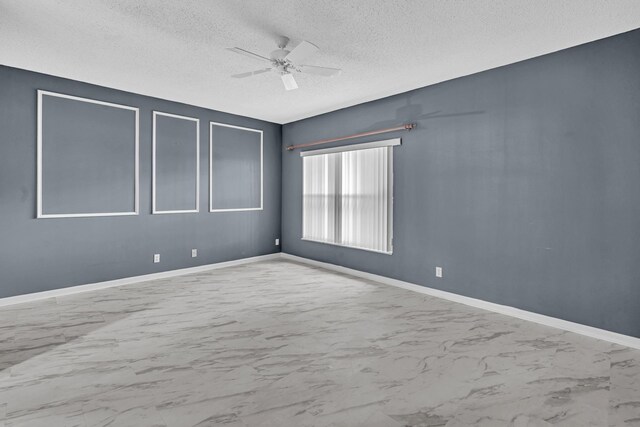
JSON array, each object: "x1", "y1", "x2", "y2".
[
  {"x1": 231, "y1": 68, "x2": 272, "y2": 78},
  {"x1": 226, "y1": 47, "x2": 271, "y2": 63},
  {"x1": 281, "y1": 73, "x2": 298, "y2": 91},
  {"x1": 285, "y1": 40, "x2": 319, "y2": 64},
  {"x1": 299, "y1": 65, "x2": 342, "y2": 77}
]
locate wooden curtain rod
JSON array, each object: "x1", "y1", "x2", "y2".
[{"x1": 286, "y1": 123, "x2": 416, "y2": 151}]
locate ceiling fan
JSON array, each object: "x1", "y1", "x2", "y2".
[{"x1": 227, "y1": 36, "x2": 341, "y2": 91}]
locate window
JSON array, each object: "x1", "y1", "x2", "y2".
[{"x1": 301, "y1": 139, "x2": 399, "y2": 254}]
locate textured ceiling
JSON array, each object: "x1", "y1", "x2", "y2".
[{"x1": 1, "y1": 0, "x2": 639, "y2": 124}]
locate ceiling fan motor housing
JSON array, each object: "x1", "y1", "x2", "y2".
[
  {"x1": 270, "y1": 49, "x2": 290, "y2": 60},
  {"x1": 270, "y1": 49, "x2": 296, "y2": 74}
]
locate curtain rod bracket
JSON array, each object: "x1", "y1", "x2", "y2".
[{"x1": 286, "y1": 123, "x2": 416, "y2": 151}]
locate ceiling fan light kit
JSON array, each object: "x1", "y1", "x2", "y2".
[
  {"x1": 281, "y1": 73, "x2": 298, "y2": 91},
  {"x1": 227, "y1": 36, "x2": 342, "y2": 91}
]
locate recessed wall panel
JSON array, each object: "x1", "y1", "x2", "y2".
[
  {"x1": 209, "y1": 122, "x2": 263, "y2": 212},
  {"x1": 37, "y1": 91, "x2": 139, "y2": 218},
  {"x1": 153, "y1": 112, "x2": 199, "y2": 213}
]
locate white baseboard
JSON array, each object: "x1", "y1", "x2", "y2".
[
  {"x1": 281, "y1": 253, "x2": 640, "y2": 350},
  {"x1": 0, "y1": 253, "x2": 281, "y2": 307},
  {"x1": 3, "y1": 251, "x2": 638, "y2": 350}
]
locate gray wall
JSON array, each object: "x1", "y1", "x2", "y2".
[
  {"x1": 154, "y1": 113, "x2": 199, "y2": 212},
  {"x1": 0, "y1": 65, "x2": 281, "y2": 298},
  {"x1": 40, "y1": 93, "x2": 138, "y2": 215},
  {"x1": 282, "y1": 29, "x2": 640, "y2": 338},
  {"x1": 210, "y1": 124, "x2": 262, "y2": 210}
]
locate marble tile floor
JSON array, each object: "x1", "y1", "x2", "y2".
[{"x1": 0, "y1": 259, "x2": 639, "y2": 427}]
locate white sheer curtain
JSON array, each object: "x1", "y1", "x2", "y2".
[{"x1": 302, "y1": 140, "x2": 395, "y2": 254}]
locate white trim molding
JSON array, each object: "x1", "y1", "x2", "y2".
[
  {"x1": 37, "y1": 90, "x2": 140, "y2": 218},
  {"x1": 152, "y1": 111, "x2": 200, "y2": 214},
  {"x1": 209, "y1": 121, "x2": 264, "y2": 213},
  {"x1": 280, "y1": 253, "x2": 640, "y2": 350},
  {"x1": 0, "y1": 253, "x2": 281, "y2": 307}
]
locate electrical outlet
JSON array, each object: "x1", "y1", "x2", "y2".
[
  {"x1": 435, "y1": 266, "x2": 443, "y2": 278},
  {"x1": 275, "y1": 238, "x2": 280, "y2": 246},
  {"x1": 153, "y1": 254, "x2": 160, "y2": 263},
  {"x1": 191, "y1": 249, "x2": 198, "y2": 258}
]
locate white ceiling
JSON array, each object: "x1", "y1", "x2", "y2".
[{"x1": 1, "y1": 0, "x2": 639, "y2": 124}]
